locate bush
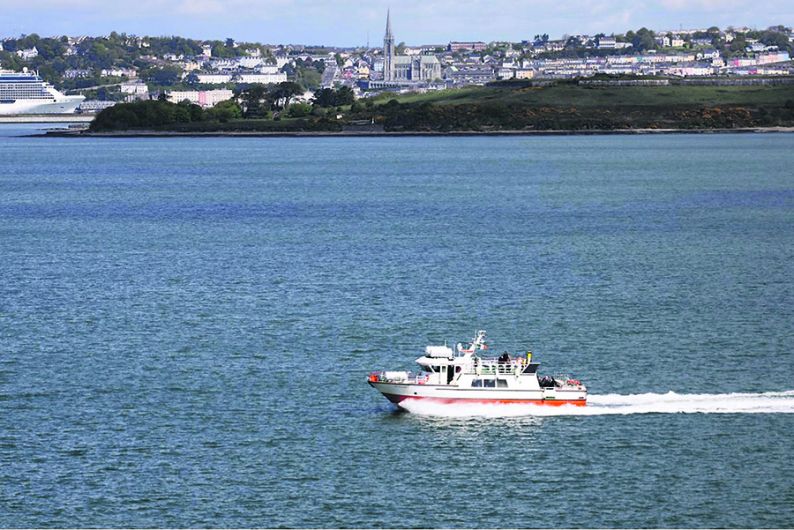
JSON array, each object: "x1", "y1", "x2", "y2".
[
  {"x1": 90, "y1": 99, "x2": 204, "y2": 131},
  {"x1": 287, "y1": 102, "x2": 312, "y2": 118},
  {"x1": 206, "y1": 99, "x2": 242, "y2": 122}
]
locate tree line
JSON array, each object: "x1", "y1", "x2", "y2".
[{"x1": 89, "y1": 84, "x2": 359, "y2": 131}]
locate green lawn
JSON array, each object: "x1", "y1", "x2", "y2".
[{"x1": 378, "y1": 82, "x2": 794, "y2": 108}]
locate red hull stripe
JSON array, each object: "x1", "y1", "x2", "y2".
[{"x1": 382, "y1": 394, "x2": 586, "y2": 406}]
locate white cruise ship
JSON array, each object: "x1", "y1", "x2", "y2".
[{"x1": 0, "y1": 68, "x2": 84, "y2": 115}]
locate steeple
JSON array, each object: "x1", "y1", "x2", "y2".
[
  {"x1": 385, "y1": 9, "x2": 393, "y2": 40},
  {"x1": 383, "y1": 9, "x2": 395, "y2": 82}
]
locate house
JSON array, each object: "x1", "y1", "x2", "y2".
[
  {"x1": 194, "y1": 73, "x2": 233, "y2": 84},
  {"x1": 101, "y1": 68, "x2": 136, "y2": 77},
  {"x1": 598, "y1": 36, "x2": 617, "y2": 50},
  {"x1": 747, "y1": 42, "x2": 766, "y2": 53},
  {"x1": 514, "y1": 68, "x2": 535, "y2": 80},
  {"x1": 120, "y1": 81, "x2": 149, "y2": 100},
  {"x1": 167, "y1": 89, "x2": 234, "y2": 107},
  {"x1": 448, "y1": 41, "x2": 487, "y2": 52},
  {"x1": 756, "y1": 51, "x2": 790, "y2": 64},
  {"x1": 16, "y1": 47, "x2": 39, "y2": 60},
  {"x1": 697, "y1": 48, "x2": 720, "y2": 60},
  {"x1": 64, "y1": 69, "x2": 92, "y2": 79},
  {"x1": 234, "y1": 72, "x2": 287, "y2": 84}
]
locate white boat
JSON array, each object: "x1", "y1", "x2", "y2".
[
  {"x1": 0, "y1": 68, "x2": 84, "y2": 115},
  {"x1": 368, "y1": 330, "x2": 587, "y2": 408}
]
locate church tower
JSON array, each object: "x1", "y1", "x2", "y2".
[{"x1": 383, "y1": 9, "x2": 395, "y2": 82}]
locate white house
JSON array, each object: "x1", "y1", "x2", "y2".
[{"x1": 16, "y1": 47, "x2": 39, "y2": 60}]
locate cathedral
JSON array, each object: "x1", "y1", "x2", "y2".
[{"x1": 381, "y1": 10, "x2": 441, "y2": 84}]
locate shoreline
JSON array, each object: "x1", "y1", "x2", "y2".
[{"x1": 35, "y1": 126, "x2": 794, "y2": 138}]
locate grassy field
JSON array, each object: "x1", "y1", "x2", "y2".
[
  {"x1": 364, "y1": 80, "x2": 794, "y2": 131},
  {"x1": 379, "y1": 82, "x2": 794, "y2": 108}
]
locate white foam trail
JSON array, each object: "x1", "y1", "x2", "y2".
[{"x1": 398, "y1": 390, "x2": 794, "y2": 418}]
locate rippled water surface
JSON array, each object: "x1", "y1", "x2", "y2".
[{"x1": 1, "y1": 130, "x2": 793, "y2": 527}]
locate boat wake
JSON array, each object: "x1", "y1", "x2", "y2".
[{"x1": 398, "y1": 390, "x2": 794, "y2": 417}]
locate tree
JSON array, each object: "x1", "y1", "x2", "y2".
[
  {"x1": 312, "y1": 88, "x2": 335, "y2": 107},
  {"x1": 143, "y1": 65, "x2": 182, "y2": 86},
  {"x1": 287, "y1": 102, "x2": 312, "y2": 118},
  {"x1": 631, "y1": 27, "x2": 657, "y2": 51},
  {"x1": 334, "y1": 86, "x2": 354, "y2": 106},
  {"x1": 268, "y1": 81, "x2": 303, "y2": 110},
  {"x1": 759, "y1": 30, "x2": 791, "y2": 51},
  {"x1": 729, "y1": 35, "x2": 747, "y2": 54},
  {"x1": 206, "y1": 99, "x2": 242, "y2": 122},
  {"x1": 312, "y1": 86, "x2": 354, "y2": 107},
  {"x1": 237, "y1": 84, "x2": 271, "y2": 118}
]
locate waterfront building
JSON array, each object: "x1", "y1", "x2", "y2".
[{"x1": 167, "y1": 89, "x2": 233, "y2": 108}]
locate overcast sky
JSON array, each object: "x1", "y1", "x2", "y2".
[{"x1": 1, "y1": 0, "x2": 792, "y2": 45}]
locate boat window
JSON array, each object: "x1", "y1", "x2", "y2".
[
  {"x1": 497, "y1": 379, "x2": 508, "y2": 388},
  {"x1": 471, "y1": 379, "x2": 482, "y2": 387},
  {"x1": 484, "y1": 379, "x2": 495, "y2": 388}
]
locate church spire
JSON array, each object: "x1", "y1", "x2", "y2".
[
  {"x1": 385, "y1": 9, "x2": 393, "y2": 40},
  {"x1": 383, "y1": 9, "x2": 395, "y2": 82}
]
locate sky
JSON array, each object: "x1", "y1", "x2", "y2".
[{"x1": 0, "y1": 0, "x2": 792, "y2": 46}]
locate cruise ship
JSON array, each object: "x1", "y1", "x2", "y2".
[{"x1": 0, "y1": 68, "x2": 84, "y2": 115}]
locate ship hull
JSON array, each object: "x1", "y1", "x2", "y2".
[
  {"x1": 370, "y1": 381, "x2": 587, "y2": 407},
  {"x1": 0, "y1": 97, "x2": 84, "y2": 115}
]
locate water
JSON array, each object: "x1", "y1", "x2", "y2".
[{"x1": 1, "y1": 130, "x2": 793, "y2": 527}]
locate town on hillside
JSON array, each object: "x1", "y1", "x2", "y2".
[{"x1": 1, "y1": 11, "x2": 793, "y2": 113}]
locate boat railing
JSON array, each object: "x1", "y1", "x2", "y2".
[
  {"x1": 368, "y1": 370, "x2": 429, "y2": 384},
  {"x1": 466, "y1": 359, "x2": 538, "y2": 376}
]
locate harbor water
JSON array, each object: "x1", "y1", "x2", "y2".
[{"x1": 1, "y1": 128, "x2": 793, "y2": 527}]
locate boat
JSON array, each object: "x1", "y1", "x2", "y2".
[
  {"x1": 367, "y1": 330, "x2": 586, "y2": 408},
  {"x1": 0, "y1": 68, "x2": 84, "y2": 115}
]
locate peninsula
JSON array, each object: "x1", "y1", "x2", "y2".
[{"x1": 58, "y1": 78, "x2": 794, "y2": 136}]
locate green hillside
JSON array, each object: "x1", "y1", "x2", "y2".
[
  {"x1": 381, "y1": 81, "x2": 794, "y2": 107},
  {"x1": 368, "y1": 80, "x2": 794, "y2": 131}
]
